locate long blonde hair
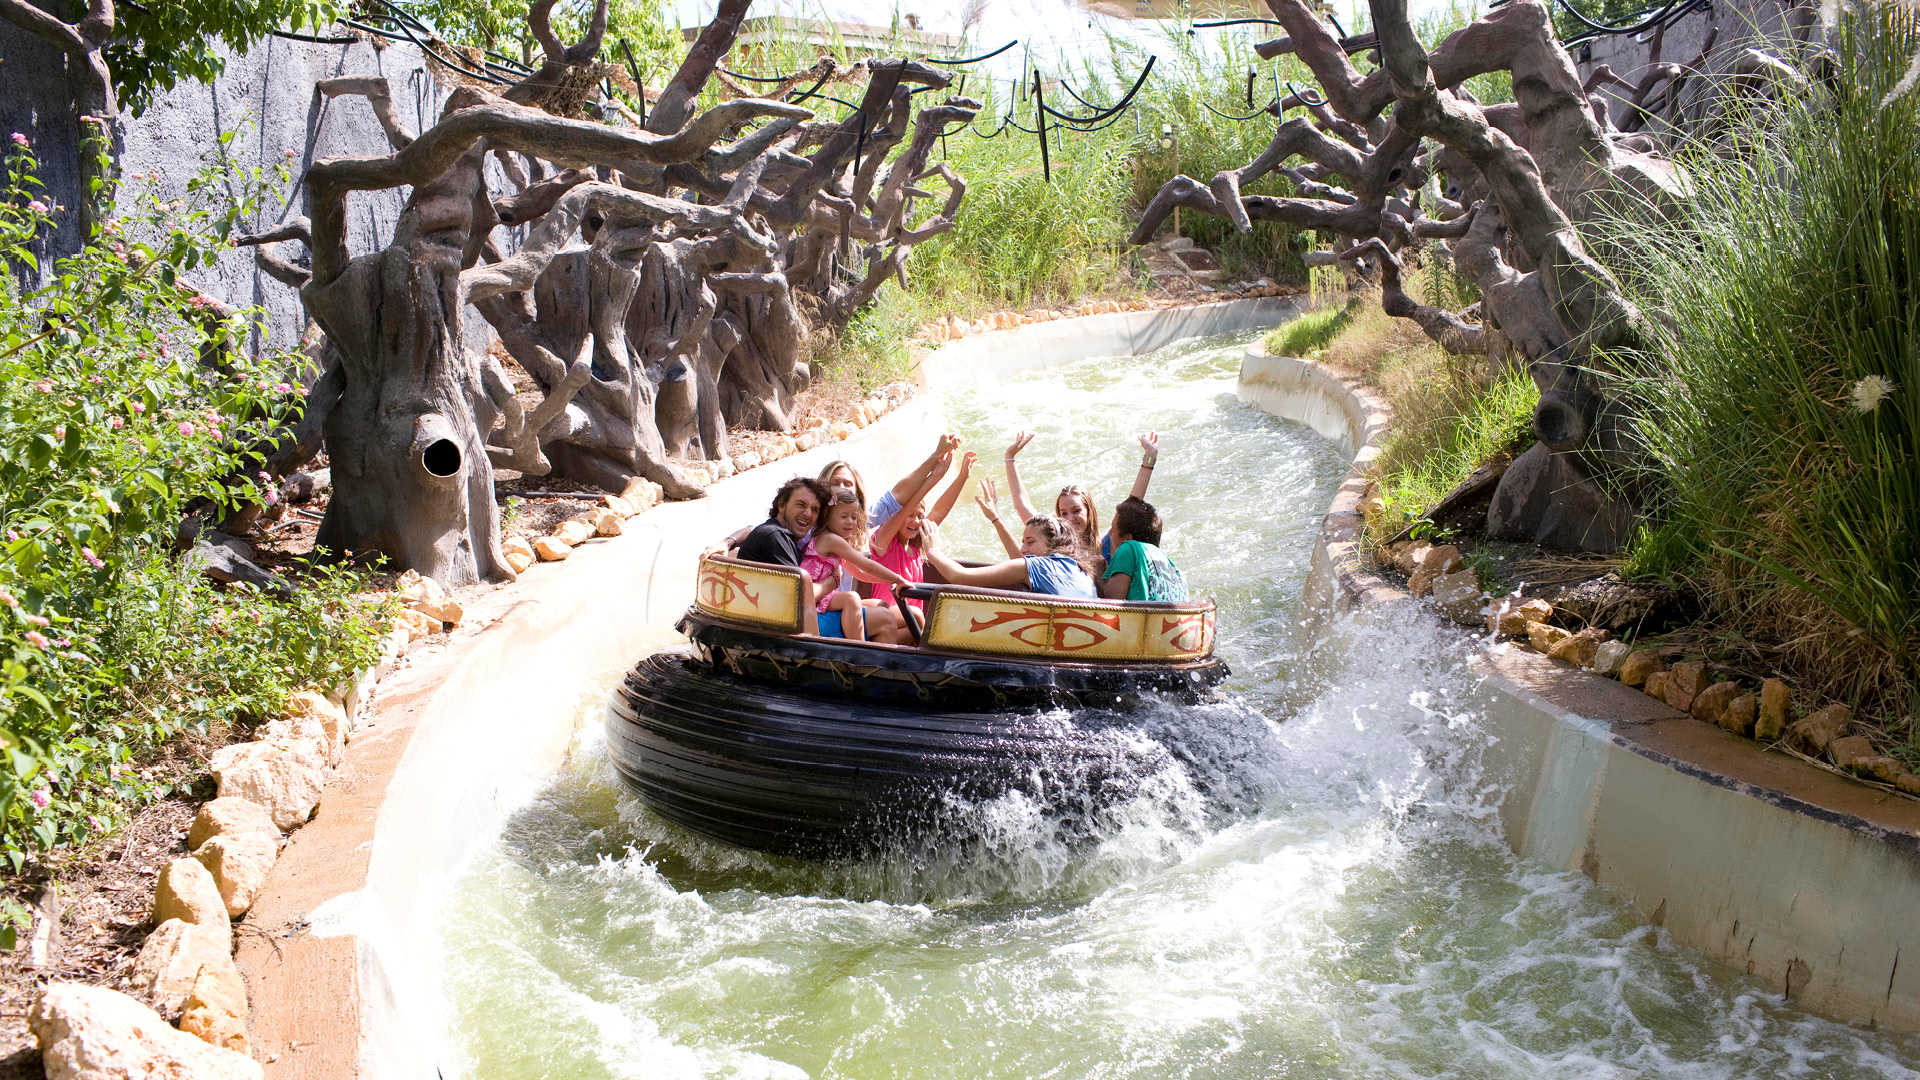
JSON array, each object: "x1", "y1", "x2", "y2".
[{"x1": 818, "y1": 460, "x2": 867, "y2": 509}]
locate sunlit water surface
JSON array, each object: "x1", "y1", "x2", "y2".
[{"x1": 442, "y1": 333, "x2": 1920, "y2": 1079}]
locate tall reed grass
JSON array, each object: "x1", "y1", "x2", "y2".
[{"x1": 1598, "y1": 8, "x2": 1920, "y2": 731}]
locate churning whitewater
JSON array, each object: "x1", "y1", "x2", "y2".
[{"x1": 440, "y1": 333, "x2": 1920, "y2": 1079}]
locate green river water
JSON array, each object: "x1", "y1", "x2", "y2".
[{"x1": 440, "y1": 333, "x2": 1920, "y2": 1079}]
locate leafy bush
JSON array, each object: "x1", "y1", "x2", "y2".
[
  {"x1": 1372, "y1": 368, "x2": 1538, "y2": 541},
  {"x1": 1598, "y1": 9, "x2": 1920, "y2": 727},
  {"x1": 0, "y1": 132, "x2": 391, "y2": 914},
  {"x1": 108, "y1": 1, "x2": 344, "y2": 116}
]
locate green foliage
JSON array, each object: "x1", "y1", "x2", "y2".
[
  {"x1": 1264, "y1": 298, "x2": 1360, "y2": 358},
  {"x1": 105, "y1": 0, "x2": 344, "y2": 116},
  {"x1": 1597, "y1": 8, "x2": 1920, "y2": 723},
  {"x1": 1373, "y1": 368, "x2": 1539, "y2": 540},
  {"x1": 0, "y1": 134, "x2": 391, "y2": 910}
]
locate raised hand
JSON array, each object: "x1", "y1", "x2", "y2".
[
  {"x1": 1004, "y1": 430, "x2": 1034, "y2": 460},
  {"x1": 939, "y1": 431, "x2": 963, "y2": 455},
  {"x1": 957, "y1": 449, "x2": 978, "y2": 476},
  {"x1": 975, "y1": 476, "x2": 1001, "y2": 521},
  {"x1": 1138, "y1": 431, "x2": 1159, "y2": 464}
]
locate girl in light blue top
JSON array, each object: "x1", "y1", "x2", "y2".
[{"x1": 920, "y1": 514, "x2": 1097, "y2": 599}]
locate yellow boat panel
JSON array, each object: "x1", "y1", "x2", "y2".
[
  {"x1": 695, "y1": 557, "x2": 806, "y2": 633},
  {"x1": 922, "y1": 590, "x2": 1214, "y2": 663}
]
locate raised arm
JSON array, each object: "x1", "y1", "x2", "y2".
[
  {"x1": 890, "y1": 432, "x2": 962, "y2": 506},
  {"x1": 1004, "y1": 430, "x2": 1038, "y2": 523},
  {"x1": 927, "y1": 450, "x2": 976, "y2": 524},
  {"x1": 1129, "y1": 432, "x2": 1159, "y2": 501},
  {"x1": 975, "y1": 476, "x2": 1020, "y2": 558},
  {"x1": 871, "y1": 444, "x2": 953, "y2": 552}
]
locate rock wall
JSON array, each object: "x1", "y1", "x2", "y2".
[
  {"x1": 0, "y1": 20, "x2": 505, "y2": 355},
  {"x1": 1573, "y1": 0, "x2": 1821, "y2": 132}
]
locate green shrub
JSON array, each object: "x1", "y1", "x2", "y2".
[
  {"x1": 1373, "y1": 368, "x2": 1539, "y2": 540},
  {"x1": 1598, "y1": 8, "x2": 1920, "y2": 725},
  {"x1": 0, "y1": 132, "x2": 392, "y2": 926},
  {"x1": 1264, "y1": 297, "x2": 1360, "y2": 357}
]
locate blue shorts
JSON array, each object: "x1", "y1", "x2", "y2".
[{"x1": 817, "y1": 609, "x2": 865, "y2": 638}]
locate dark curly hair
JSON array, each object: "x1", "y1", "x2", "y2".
[
  {"x1": 769, "y1": 476, "x2": 830, "y2": 521},
  {"x1": 1112, "y1": 496, "x2": 1162, "y2": 546}
]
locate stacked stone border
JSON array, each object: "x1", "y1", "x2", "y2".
[{"x1": 1239, "y1": 341, "x2": 1920, "y2": 1034}]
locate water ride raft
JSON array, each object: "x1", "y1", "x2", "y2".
[{"x1": 607, "y1": 555, "x2": 1228, "y2": 857}]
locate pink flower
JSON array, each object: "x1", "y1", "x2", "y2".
[
  {"x1": 27, "y1": 200, "x2": 47, "y2": 214},
  {"x1": 4, "y1": 530, "x2": 15, "y2": 542},
  {"x1": 24, "y1": 631, "x2": 48, "y2": 650},
  {"x1": 0, "y1": 588, "x2": 14, "y2": 607},
  {"x1": 158, "y1": 344, "x2": 169, "y2": 358},
  {"x1": 34, "y1": 380, "x2": 51, "y2": 393},
  {"x1": 24, "y1": 614, "x2": 49, "y2": 627},
  {"x1": 275, "y1": 382, "x2": 293, "y2": 395},
  {"x1": 130, "y1": 401, "x2": 145, "y2": 414},
  {"x1": 52, "y1": 426, "x2": 65, "y2": 439},
  {"x1": 263, "y1": 488, "x2": 280, "y2": 506},
  {"x1": 29, "y1": 787, "x2": 50, "y2": 808},
  {"x1": 258, "y1": 380, "x2": 272, "y2": 391},
  {"x1": 9, "y1": 133, "x2": 27, "y2": 147},
  {"x1": 89, "y1": 375, "x2": 103, "y2": 384},
  {"x1": 81, "y1": 547, "x2": 103, "y2": 569},
  {"x1": 109, "y1": 416, "x2": 123, "y2": 430},
  {"x1": 178, "y1": 421, "x2": 195, "y2": 436}
]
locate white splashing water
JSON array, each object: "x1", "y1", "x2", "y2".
[{"x1": 440, "y1": 333, "x2": 1920, "y2": 1079}]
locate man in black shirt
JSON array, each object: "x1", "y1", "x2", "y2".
[{"x1": 732, "y1": 477, "x2": 828, "y2": 567}]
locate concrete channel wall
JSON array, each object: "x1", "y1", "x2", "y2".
[
  {"x1": 1238, "y1": 346, "x2": 1920, "y2": 1035},
  {"x1": 235, "y1": 296, "x2": 1301, "y2": 1078}
]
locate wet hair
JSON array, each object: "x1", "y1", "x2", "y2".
[
  {"x1": 1025, "y1": 514, "x2": 1097, "y2": 579},
  {"x1": 770, "y1": 476, "x2": 829, "y2": 521},
  {"x1": 815, "y1": 488, "x2": 868, "y2": 543},
  {"x1": 1112, "y1": 496, "x2": 1162, "y2": 546},
  {"x1": 1055, "y1": 485, "x2": 1101, "y2": 548},
  {"x1": 817, "y1": 460, "x2": 867, "y2": 510}
]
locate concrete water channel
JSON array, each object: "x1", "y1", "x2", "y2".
[{"x1": 236, "y1": 299, "x2": 1920, "y2": 1078}]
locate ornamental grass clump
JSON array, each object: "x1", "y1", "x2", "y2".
[
  {"x1": 0, "y1": 133, "x2": 391, "y2": 935},
  {"x1": 1598, "y1": 8, "x2": 1920, "y2": 733}
]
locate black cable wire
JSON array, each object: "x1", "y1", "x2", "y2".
[
  {"x1": 1559, "y1": 0, "x2": 1709, "y2": 47},
  {"x1": 1193, "y1": 17, "x2": 1283, "y2": 28},
  {"x1": 1034, "y1": 55, "x2": 1155, "y2": 124},
  {"x1": 924, "y1": 40, "x2": 1019, "y2": 65},
  {"x1": 1201, "y1": 97, "x2": 1278, "y2": 122},
  {"x1": 785, "y1": 66, "x2": 837, "y2": 105},
  {"x1": 1555, "y1": 0, "x2": 1693, "y2": 34},
  {"x1": 271, "y1": 28, "x2": 360, "y2": 44},
  {"x1": 719, "y1": 66, "x2": 795, "y2": 84},
  {"x1": 1285, "y1": 80, "x2": 1327, "y2": 107}
]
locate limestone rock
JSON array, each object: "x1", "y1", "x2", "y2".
[
  {"x1": 130, "y1": 919, "x2": 232, "y2": 1014},
  {"x1": 1358, "y1": 493, "x2": 1386, "y2": 522},
  {"x1": 533, "y1": 536, "x2": 572, "y2": 562},
  {"x1": 1720, "y1": 693, "x2": 1758, "y2": 738},
  {"x1": 188, "y1": 798, "x2": 277, "y2": 851},
  {"x1": 152, "y1": 859, "x2": 228, "y2": 941},
  {"x1": 502, "y1": 536, "x2": 535, "y2": 562},
  {"x1": 592, "y1": 509, "x2": 623, "y2": 537},
  {"x1": 734, "y1": 451, "x2": 763, "y2": 473},
  {"x1": 194, "y1": 832, "x2": 277, "y2": 918},
  {"x1": 1526, "y1": 621, "x2": 1570, "y2": 654},
  {"x1": 1589, "y1": 640, "x2": 1631, "y2": 678},
  {"x1": 1486, "y1": 596, "x2": 1552, "y2": 637},
  {"x1": 552, "y1": 519, "x2": 594, "y2": 546},
  {"x1": 1665, "y1": 661, "x2": 1707, "y2": 712},
  {"x1": 1407, "y1": 544, "x2": 1463, "y2": 598},
  {"x1": 1618, "y1": 649, "x2": 1665, "y2": 688},
  {"x1": 1862, "y1": 756, "x2": 1903, "y2": 784},
  {"x1": 394, "y1": 569, "x2": 461, "y2": 625},
  {"x1": 772, "y1": 435, "x2": 799, "y2": 459},
  {"x1": 397, "y1": 608, "x2": 441, "y2": 645},
  {"x1": 1392, "y1": 541, "x2": 1431, "y2": 576},
  {"x1": 1760, "y1": 678, "x2": 1791, "y2": 737},
  {"x1": 1428, "y1": 568, "x2": 1484, "y2": 626},
  {"x1": 1898, "y1": 773, "x2": 1920, "y2": 796},
  {"x1": 30, "y1": 982, "x2": 263, "y2": 1080},
  {"x1": 1689, "y1": 681, "x2": 1744, "y2": 727},
  {"x1": 176, "y1": 954, "x2": 249, "y2": 1054},
  {"x1": 1643, "y1": 671, "x2": 1671, "y2": 701},
  {"x1": 209, "y1": 742, "x2": 322, "y2": 831},
  {"x1": 795, "y1": 429, "x2": 825, "y2": 452},
  {"x1": 600, "y1": 494, "x2": 634, "y2": 518},
  {"x1": 830, "y1": 421, "x2": 856, "y2": 441},
  {"x1": 505, "y1": 548, "x2": 535, "y2": 574},
  {"x1": 1547, "y1": 627, "x2": 1609, "y2": 667},
  {"x1": 1829, "y1": 735, "x2": 1876, "y2": 773},
  {"x1": 1788, "y1": 703, "x2": 1853, "y2": 756},
  {"x1": 288, "y1": 691, "x2": 348, "y2": 756}
]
